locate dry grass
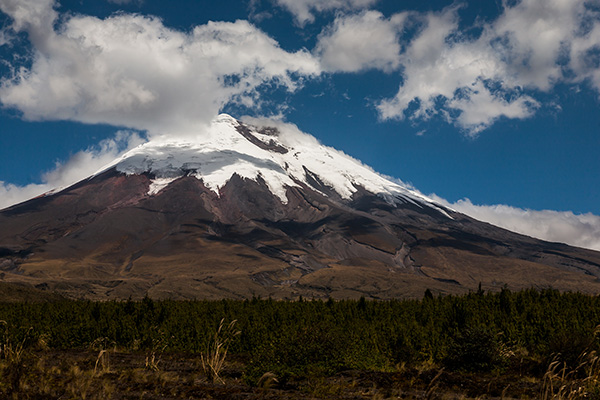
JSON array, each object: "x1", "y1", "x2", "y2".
[
  {"x1": 145, "y1": 330, "x2": 168, "y2": 372},
  {"x1": 201, "y1": 318, "x2": 240, "y2": 384},
  {"x1": 1, "y1": 331, "x2": 600, "y2": 399},
  {"x1": 541, "y1": 351, "x2": 600, "y2": 399},
  {"x1": 0, "y1": 321, "x2": 33, "y2": 394},
  {"x1": 0, "y1": 347, "x2": 581, "y2": 399},
  {"x1": 91, "y1": 337, "x2": 115, "y2": 376},
  {"x1": 66, "y1": 365, "x2": 94, "y2": 399}
]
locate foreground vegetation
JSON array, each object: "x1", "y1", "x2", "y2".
[{"x1": 2, "y1": 288, "x2": 600, "y2": 398}]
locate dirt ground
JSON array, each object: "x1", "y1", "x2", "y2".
[{"x1": 0, "y1": 349, "x2": 545, "y2": 399}]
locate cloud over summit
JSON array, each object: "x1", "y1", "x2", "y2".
[{"x1": 0, "y1": 0, "x2": 320, "y2": 137}]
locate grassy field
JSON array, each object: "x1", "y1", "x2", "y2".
[
  {"x1": 1, "y1": 289, "x2": 600, "y2": 398},
  {"x1": 0, "y1": 349, "x2": 550, "y2": 399}
]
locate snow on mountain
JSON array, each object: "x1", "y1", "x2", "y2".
[{"x1": 96, "y1": 114, "x2": 449, "y2": 216}]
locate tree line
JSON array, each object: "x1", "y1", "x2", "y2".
[{"x1": 1, "y1": 288, "x2": 599, "y2": 383}]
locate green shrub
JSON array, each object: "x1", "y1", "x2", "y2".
[
  {"x1": 444, "y1": 326, "x2": 504, "y2": 372},
  {"x1": 245, "y1": 324, "x2": 348, "y2": 384}
]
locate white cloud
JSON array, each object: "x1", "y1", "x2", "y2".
[
  {"x1": 491, "y1": 0, "x2": 583, "y2": 91},
  {"x1": 273, "y1": 0, "x2": 378, "y2": 26},
  {"x1": 0, "y1": 130, "x2": 145, "y2": 210},
  {"x1": 3, "y1": 0, "x2": 598, "y2": 139},
  {"x1": 315, "y1": 10, "x2": 406, "y2": 73},
  {"x1": 447, "y1": 81, "x2": 540, "y2": 136},
  {"x1": 376, "y1": 0, "x2": 600, "y2": 135},
  {"x1": 376, "y1": 6, "x2": 534, "y2": 134},
  {"x1": 570, "y1": 20, "x2": 600, "y2": 92},
  {"x1": 431, "y1": 195, "x2": 600, "y2": 252},
  {"x1": 0, "y1": 0, "x2": 320, "y2": 137},
  {"x1": 0, "y1": 0, "x2": 56, "y2": 35}
]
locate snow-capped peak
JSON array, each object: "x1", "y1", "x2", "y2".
[{"x1": 96, "y1": 114, "x2": 449, "y2": 216}]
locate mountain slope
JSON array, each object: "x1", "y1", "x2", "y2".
[{"x1": 1, "y1": 115, "x2": 600, "y2": 299}]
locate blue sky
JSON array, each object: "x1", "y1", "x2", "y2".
[{"x1": 0, "y1": 0, "x2": 599, "y2": 250}]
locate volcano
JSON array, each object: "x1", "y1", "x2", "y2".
[{"x1": 1, "y1": 114, "x2": 600, "y2": 300}]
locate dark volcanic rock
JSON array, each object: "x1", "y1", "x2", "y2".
[
  {"x1": 2, "y1": 114, "x2": 600, "y2": 300},
  {"x1": 1, "y1": 167, "x2": 600, "y2": 300}
]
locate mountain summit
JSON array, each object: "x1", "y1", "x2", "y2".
[
  {"x1": 1, "y1": 115, "x2": 600, "y2": 300},
  {"x1": 100, "y1": 114, "x2": 446, "y2": 213}
]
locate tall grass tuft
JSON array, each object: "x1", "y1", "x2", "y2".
[
  {"x1": 91, "y1": 337, "x2": 115, "y2": 376},
  {"x1": 0, "y1": 321, "x2": 33, "y2": 394},
  {"x1": 541, "y1": 351, "x2": 600, "y2": 399},
  {"x1": 201, "y1": 318, "x2": 240, "y2": 384},
  {"x1": 145, "y1": 331, "x2": 167, "y2": 372}
]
